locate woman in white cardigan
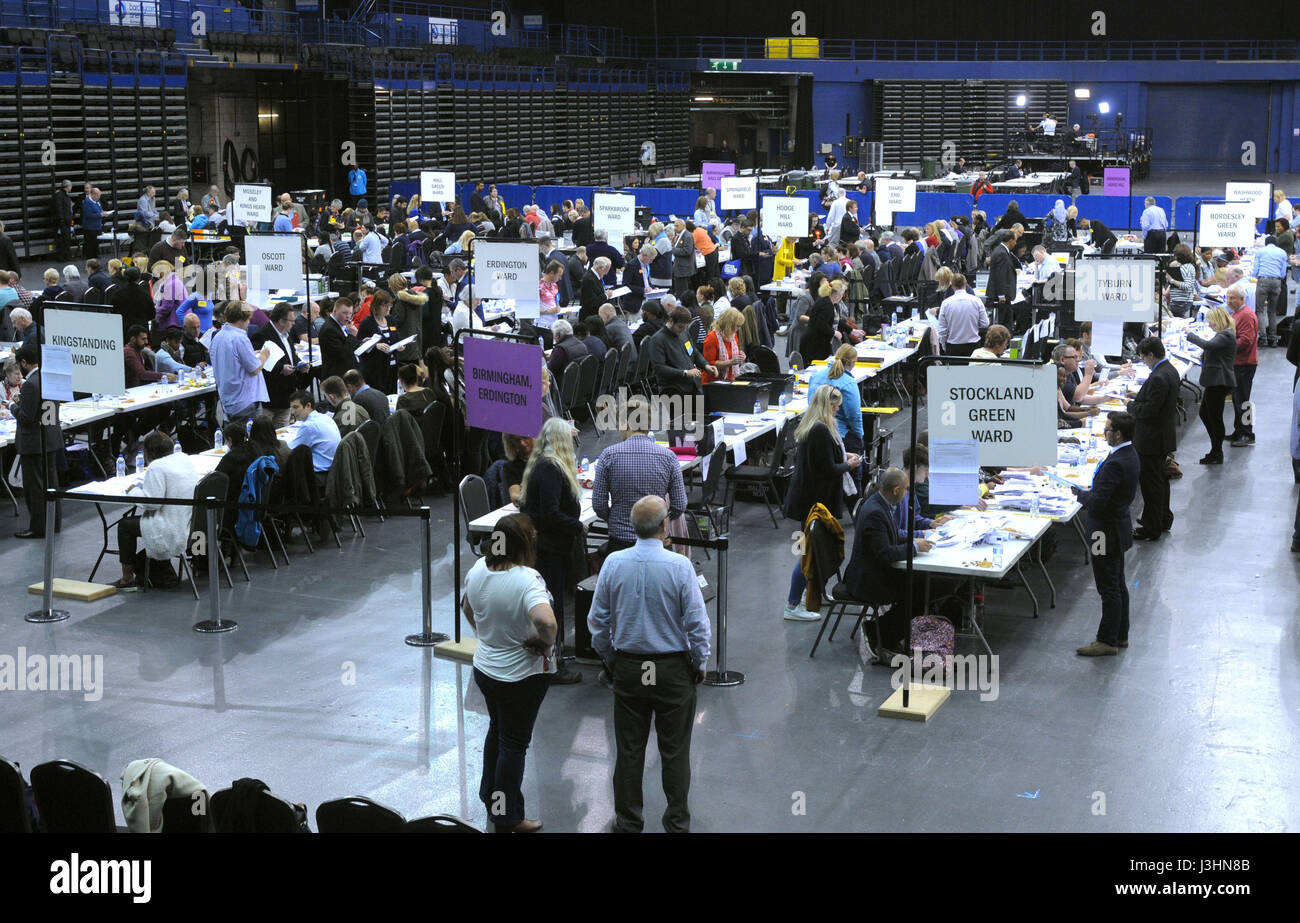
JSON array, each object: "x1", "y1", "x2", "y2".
[{"x1": 111, "y1": 429, "x2": 201, "y2": 591}]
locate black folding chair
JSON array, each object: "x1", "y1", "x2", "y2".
[
  {"x1": 316, "y1": 796, "x2": 407, "y2": 833},
  {"x1": 597, "y1": 348, "x2": 619, "y2": 398},
  {"x1": 420, "y1": 401, "x2": 450, "y2": 489},
  {"x1": 209, "y1": 787, "x2": 304, "y2": 833},
  {"x1": 0, "y1": 756, "x2": 32, "y2": 832},
  {"x1": 807, "y1": 519, "x2": 881, "y2": 658},
  {"x1": 30, "y1": 759, "x2": 116, "y2": 833},
  {"x1": 161, "y1": 794, "x2": 211, "y2": 833},
  {"x1": 405, "y1": 814, "x2": 481, "y2": 833},
  {"x1": 632, "y1": 344, "x2": 653, "y2": 394},
  {"x1": 459, "y1": 474, "x2": 490, "y2": 556},
  {"x1": 724, "y1": 418, "x2": 793, "y2": 528},
  {"x1": 751, "y1": 345, "x2": 780, "y2": 375},
  {"x1": 558, "y1": 359, "x2": 583, "y2": 422}
]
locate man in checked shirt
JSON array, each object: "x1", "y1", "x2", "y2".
[{"x1": 592, "y1": 395, "x2": 688, "y2": 553}]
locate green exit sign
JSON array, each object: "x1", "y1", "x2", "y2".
[{"x1": 708, "y1": 59, "x2": 741, "y2": 71}]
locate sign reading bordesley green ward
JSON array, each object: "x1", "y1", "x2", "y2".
[{"x1": 926, "y1": 364, "x2": 1058, "y2": 467}]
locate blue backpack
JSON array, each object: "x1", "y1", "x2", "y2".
[{"x1": 235, "y1": 455, "x2": 279, "y2": 549}]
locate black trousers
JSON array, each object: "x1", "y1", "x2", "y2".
[
  {"x1": 1143, "y1": 229, "x2": 1167, "y2": 254},
  {"x1": 944, "y1": 341, "x2": 980, "y2": 358},
  {"x1": 1199, "y1": 384, "x2": 1231, "y2": 458},
  {"x1": 1136, "y1": 451, "x2": 1171, "y2": 534},
  {"x1": 20, "y1": 452, "x2": 61, "y2": 535},
  {"x1": 612, "y1": 651, "x2": 697, "y2": 833},
  {"x1": 118, "y1": 514, "x2": 144, "y2": 567},
  {"x1": 605, "y1": 536, "x2": 636, "y2": 554},
  {"x1": 473, "y1": 669, "x2": 551, "y2": 831},
  {"x1": 1231, "y1": 364, "x2": 1256, "y2": 438},
  {"x1": 1091, "y1": 543, "x2": 1130, "y2": 646},
  {"x1": 534, "y1": 548, "x2": 570, "y2": 658},
  {"x1": 82, "y1": 228, "x2": 100, "y2": 259}
]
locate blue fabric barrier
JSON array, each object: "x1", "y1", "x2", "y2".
[
  {"x1": 1075, "y1": 195, "x2": 1135, "y2": 230},
  {"x1": 974, "y1": 193, "x2": 1064, "y2": 224}
]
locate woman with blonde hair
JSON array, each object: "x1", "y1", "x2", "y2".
[
  {"x1": 1187, "y1": 306, "x2": 1237, "y2": 464},
  {"x1": 781, "y1": 384, "x2": 861, "y2": 620},
  {"x1": 702, "y1": 306, "x2": 746, "y2": 384},
  {"x1": 518, "y1": 416, "x2": 585, "y2": 684},
  {"x1": 802, "y1": 278, "x2": 847, "y2": 361},
  {"x1": 447, "y1": 228, "x2": 476, "y2": 254},
  {"x1": 808, "y1": 343, "x2": 864, "y2": 486}
]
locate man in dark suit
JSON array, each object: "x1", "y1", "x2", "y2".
[
  {"x1": 318, "y1": 296, "x2": 360, "y2": 383},
  {"x1": 250, "y1": 303, "x2": 302, "y2": 427},
  {"x1": 644, "y1": 306, "x2": 715, "y2": 398},
  {"x1": 14, "y1": 343, "x2": 63, "y2": 539},
  {"x1": 985, "y1": 230, "x2": 1020, "y2": 328},
  {"x1": 1068, "y1": 159, "x2": 1090, "y2": 196},
  {"x1": 621, "y1": 244, "x2": 655, "y2": 318},
  {"x1": 844, "y1": 467, "x2": 934, "y2": 656},
  {"x1": 469, "y1": 182, "x2": 488, "y2": 216},
  {"x1": 1127, "y1": 337, "x2": 1180, "y2": 541},
  {"x1": 580, "y1": 257, "x2": 612, "y2": 321},
  {"x1": 1079, "y1": 218, "x2": 1116, "y2": 254},
  {"x1": 52, "y1": 180, "x2": 75, "y2": 260},
  {"x1": 0, "y1": 220, "x2": 19, "y2": 274},
  {"x1": 344, "y1": 368, "x2": 390, "y2": 424},
  {"x1": 1069, "y1": 412, "x2": 1140, "y2": 655},
  {"x1": 570, "y1": 207, "x2": 594, "y2": 247}
]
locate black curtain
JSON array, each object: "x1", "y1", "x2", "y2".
[{"x1": 794, "y1": 76, "x2": 814, "y2": 169}]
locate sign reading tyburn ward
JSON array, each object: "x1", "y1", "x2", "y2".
[
  {"x1": 926, "y1": 364, "x2": 1058, "y2": 467},
  {"x1": 1072, "y1": 258, "x2": 1157, "y2": 322},
  {"x1": 463, "y1": 338, "x2": 545, "y2": 438}
]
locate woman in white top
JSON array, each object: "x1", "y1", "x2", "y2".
[
  {"x1": 111, "y1": 429, "x2": 201, "y2": 590},
  {"x1": 462, "y1": 512, "x2": 557, "y2": 833}
]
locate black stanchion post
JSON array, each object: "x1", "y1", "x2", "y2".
[
  {"x1": 704, "y1": 536, "x2": 743, "y2": 686},
  {"x1": 406, "y1": 505, "x2": 449, "y2": 646},
  {"x1": 193, "y1": 495, "x2": 237, "y2": 633},
  {"x1": 25, "y1": 488, "x2": 70, "y2": 624}
]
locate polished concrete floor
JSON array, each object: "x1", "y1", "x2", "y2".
[{"x1": 3, "y1": 329, "x2": 1298, "y2": 833}]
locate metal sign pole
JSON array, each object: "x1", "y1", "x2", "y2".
[
  {"x1": 193, "y1": 496, "x2": 237, "y2": 633},
  {"x1": 704, "y1": 536, "x2": 741, "y2": 686},
  {"x1": 406, "y1": 505, "x2": 448, "y2": 646},
  {"x1": 25, "y1": 489, "x2": 69, "y2": 624}
]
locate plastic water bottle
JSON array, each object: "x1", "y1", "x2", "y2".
[
  {"x1": 992, "y1": 541, "x2": 1003, "y2": 569},
  {"x1": 579, "y1": 456, "x2": 589, "y2": 477},
  {"x1": 648, "y1": 429, "x2": 654, "y2": 443},
  {"x1": 246, "y1": 418, "x2": 253, "y2": 435},
  {"x1": 214, "y1": 428, "x2": 224, "y2": 451},
  {"x1": 753, "y1": 397, "x2": 762, "y2": 415},
  {"x1": 115, "y1": 455, "x2": 126, "y2": 479},
  {"x1": 173, "y1": 440, "x2": 182, "y2": 455},
  {"x1": 135, "y1": 450, "x2": 145, "y2": 474},
  {"x1": 778, "y1": 391, "x2": 788, "y2": 412},
  {"x1": 1030, "y1": 492, "x2": 1040, "y2": 517}
]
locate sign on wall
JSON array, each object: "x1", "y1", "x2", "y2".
[
  {"x1": 44, "y1": 308, "x2": 126, "y2": 396},
  {"x1": 1224, "y1": 181, "x2": 1272, "y2": 223},
  {"x1": 593, "y1": 192, "x2": 637, "y2": 237},
  {"x1": 473, "y1": 241, "x2": 541, "y2": 318},
  {"x1": 1073, "y1": 258, "x2": 1157, "y2": 322},
  {"x1": 1197, "y1": 203, "x2": 1256, "y2": 248},
  {"x1": 463, "y1": 338, "x2": 545, "y2": 438},
  {"x1": 244, "y1": 234, "x2": 304, "y2": 294},
  {"x1": 875, "y1": 177, "x2": 916, "y2": 225},
  {"x1": 927, "y1": 365, "x2": 1058, "y2": 467},
  {"x1": 231, "y1": 183, "x2": 272, "y2": 226},
  {"x1": 719, "y1": 176, "x2": 757, "y2": 211},
  {"x1": 420, "y1": 170, "x2": 456, "y2": 202},
  {"x1": 759, "y1": 195, "x2": 809, "y2": 238}
]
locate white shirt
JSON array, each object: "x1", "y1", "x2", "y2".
[
  {"x1": 451, "y1": 301, "x2": 484, "y2": 335},
  {"x1": 1039, "y1": 118, "x2": 1057, "y2": 136},
  {"x1": 824, "y1": 196, "x2": 848, "y2": 242},
  {"x1": 465, "y1": 560, "x2": 553, "y2": 681}
]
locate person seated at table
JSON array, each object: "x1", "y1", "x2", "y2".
[
  {"x1": 110, "y1": 429, "x2": 201, "y2": 591},
  {"x1": 546, "y1": 319, "x2": 588, "y2": 388},
  {"x1": 320, "y1": 375, "x2": 369, "y2": 436},
  {"x1": 180, "y1": 312, "x2": 210, "y2": 367},
  {"x1": 898, "y1": 444, "x2": 955, "y2": 539},
  {"x1": 286, "y1": 389, "x2": 341, "y2": 487},
  {"x1": 345, "y1": 368, "x2": 389, "y2": 422},
  {"x1": 214, "y1": 421, "x2": 264, "y2": 533},
  {"x1": 970, "y1": 324, "x2": 1010, "y2": 365},
  {"x1": 395, "y1": 362, "x2": 435, "y2": 414},
  {"x1": 494, "y1": 432, "x2": 535, "y2": 506},
  {"x1": 125, "y1": 325, "x2": 178, "y2": 388},
  {"x1": 573, "y1": 319, "x2": 607, "y2": 363},
  {"x1": 701, "y1": 306, "x2": 746, "y2": 385},
  {"x1": 1056, "y1": 364, "x2": 1097, "y2": 428},
  {"x1": 1054, "y1": 342, "x2": 1107, "y2": 407},
  {"x1": 1, "y1": 360, "x2": 22, "y2": 406},
  {"x1": 154, "y1": 327, "x2": 195, "y2": 376},
  {"x1": 843, "y1": 466, "x2": 933, "y2": 657}
]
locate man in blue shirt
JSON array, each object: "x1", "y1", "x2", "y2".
[
  {"x1": 352, "y1": 226, "x2": 385, "y2": 265},
  {"x1": 1251, "y1": 236, "x2": 1288, "y2": 347},
  {"x1": 286, "y1": 389, "x2": 341, "y2": 483},
  {"x1": 210, "y1": 301, "x2": 270, "y2": 425},
  {"x1": 588, "y1": 495, "x2": 711, "y2": 834},
  {"x1": 1138, "y1": 196, "x2": 1168, "y2": 254},
  {"x1": 272, "y1": 203, "x2": 295, "y2": 233}
]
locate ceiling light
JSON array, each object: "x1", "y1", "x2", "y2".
[
  {"x1": 1098, "y1": 101, "x2": 1110, "y2": 114},
  {"x1": 1073, "y1": 88, "x2": 1091, "y2": 99},
  {"x1": 1014, "y1": 95, "x2": 1026, "y2": 107}
]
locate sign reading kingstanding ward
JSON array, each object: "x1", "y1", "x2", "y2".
[
  {"x1": 44, "y1": 308, "x2": 126, "y2": 396},
  {"x1": 927, "y1": 364, "x2": 1058, "y2": 467},
  {"x1": 1072, "y1": 258, "x2": 1157, "y2": 322},
  {"x1": 463, "y1": 337, "x2": 545, "y2": 438},
  {"x1": 473, "y1": 241, "x2": 541, "y2": 318}
]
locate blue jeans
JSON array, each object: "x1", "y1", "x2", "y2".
[
  {"x1": 224, "y1": 400, "x2": 261, "y2": 427},
  {"x1": 472, "y1": 668, "x2": 551, "y2": 831},
  {"x1": 788, "y1": 563, "x2": 807, "y2": 607}
]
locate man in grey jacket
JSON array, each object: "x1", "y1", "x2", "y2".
[
  {"x1": 671, "y1": 222, "x2": 696, "y2": 296},
  {"x1": 599, "y1": 302, "x2": 636, "y2": 364},
  {"x1": 645, "y1": 306, "x2": 716, "y2": 398}
]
